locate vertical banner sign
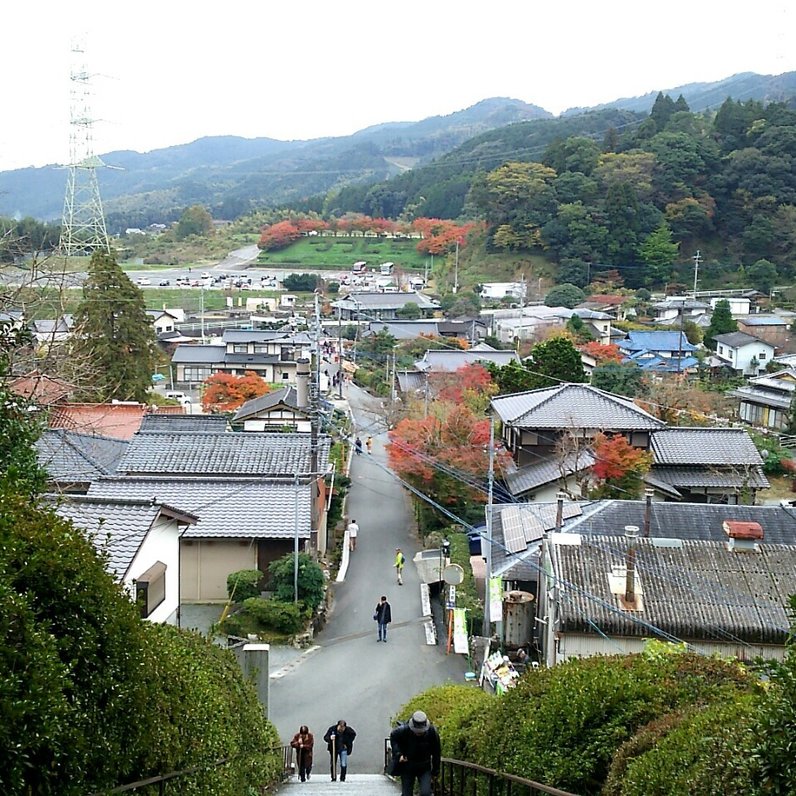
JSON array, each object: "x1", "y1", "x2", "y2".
[
  {"x1": 489, "y1": 576, "x2": 502, "y2": 623},
  {"x1": 453, "y1": 608, "x2": 468, "y2": 654}
]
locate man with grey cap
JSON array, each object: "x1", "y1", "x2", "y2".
[{"x1": 389, "y1": 710, "x2": 441, "y2": 796}]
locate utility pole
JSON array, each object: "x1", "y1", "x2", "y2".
[
  {"x1": 483, "y1": 416, "x2": 495, "y2": 636},
  {"x1": 692, "y1": 249, "x2": 702, "y2": 298},
  {"x1": 337, "y1": 305, "x2": 344, "y2": 399},
  {"x1": 453, "y1": 240, "x2": 459, "y2": 294},
  {"x1": 200, "y1": 285, "x2": 206, "y2": 344}
]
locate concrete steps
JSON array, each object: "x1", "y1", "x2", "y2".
[{"x1": 277, "y1": 773, "x2": 399, "y2": 794}]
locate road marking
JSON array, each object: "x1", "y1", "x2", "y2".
[{"x1": 269, "y1": 645, "x2": 321, "y2": 679}]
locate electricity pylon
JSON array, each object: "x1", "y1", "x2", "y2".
[{"x1": 59, "y1": 41, "x2": 113, "y2": 256}]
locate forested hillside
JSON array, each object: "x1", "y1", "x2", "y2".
[{"x1": 323, "y1": 96, "x2": 796, "y2": 290}]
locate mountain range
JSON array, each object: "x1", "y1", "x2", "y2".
[{"x1": 2, "y1": 71, "x2": 795, "y2": 229}]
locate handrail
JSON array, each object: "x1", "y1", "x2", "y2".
[
  {"x1": 384, "y1": 740, "x2": 578, "y2": 796},
  {"x1": 93, "y1": 745, "x2": 292, "y2": 794},
  {"x1": 438, "y1": 758, "x2": 579, "y2": 796}
]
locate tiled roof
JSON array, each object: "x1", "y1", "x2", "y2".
[
  {"x1": 232, "y1": 386, "x2": 308, "y2": 422},
  {"x1": 36, "y1": 429, "x2": 129, "y2": 482},
  {"x1": 504, "y1": 451, "x2": 595, "y2": 496},
  {"x1": 713, "y1": 331, "x2": 768, "y2": 348},
  {"x1": 366, "y1": 321, "x2": 441, "y2": 340},
  {"x1": 652, "y1": 465, "x2": 769, "y2": 490},
  {"x1": 139, "y1": 414, "x2": 230, "y2": 433},
  {"x1": 415, "y1": 349, "x2": 519, "y2": 372},
  {"x1": 9, "y1": 371, "x2": 75, "y2": 405},
  {"x1": 651, "y1": 427, "x2": 763, "y2": 466},
  {"x1": 333, "y1": 292, "x2": 439, "y2": 310},
  {"x1": 552, "y1": 534, "x2": 796, "y2": 644},
  {"x1": 491, "y1": 383, "x2": 664, "y2": 429},
  {"x1": 171, "y1": 345, "x2": 226, "y2": 364},
  {"x1": 48, "y1": 403, "x2": 148, "y2": 440},
  {"x1": 117, "y1": 431, "x2": 331, "y2": 476},
  {"x1": 88, "y1": 477, "x2": 311, "y2": 540},
  {"x1": 49, "y1": 495, "x2": 195, "y2": 579},
  {"x1": 621, "y1": 331, "x2": 697, "y2": 353},
  {"x1": 224, "y1": 352, "x2": 281, "y2": 365}
]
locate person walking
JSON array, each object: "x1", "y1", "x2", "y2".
[
  {"x1": 374, "y1": 595, "x2": 392, "y2": 642},
  {"x1": 394, "y1": 547, "x2": 405, "y2": 585},
  {"x1": 354, "y1": 436, "x2": 363, "y2": 455},
  {"x1": 366, "y1": 435, "x2": 373, "y2": 455},
  {"x1": 289, "y1": 725, "x2": 314, "y2": 782},
  {"x1": 347, "y1": 518, "x2": 359, "y2": 551},
  {"x1": 390, "y1": 710, "x2": 441, "y2": 796},
  {"x1": 323, "y1": 719, "x2": 356, "y2": 781}
]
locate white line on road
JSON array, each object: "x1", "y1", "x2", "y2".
[{"x1": 269, "y1": 645, "x2": 322, "y2": 679}]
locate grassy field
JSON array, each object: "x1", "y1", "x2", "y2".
[{"x1": 256, "y1": 236, "x2": 431, "y2": 271}]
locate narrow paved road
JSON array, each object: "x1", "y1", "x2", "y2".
[{"x1": 268, "y1": 384, "x2": 468, "y2": 776}]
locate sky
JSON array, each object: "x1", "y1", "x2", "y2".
[{"x1": 2, "y1": 1, "x2": 795, "y2": 173}]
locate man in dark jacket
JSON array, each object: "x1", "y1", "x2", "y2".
[
  {"x1": 375, "y1": 595, "x2": 392, "y2": 642},
  {"x1": 389, "y1": 710, "x2": 441, "y2": 796},
  {"x1": 323, "y1": 719, "x2": 356, "y2": 781}
]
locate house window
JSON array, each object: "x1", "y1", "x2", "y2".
[
  {"x1": 281, "y1": 372, "x2": 290, "y2": 380},
  {"x1": 718, "y1": 345, "x2": 724, "y2": 356},
  {"x1": 233, "y1": 344, "x2": 247, "y2": 353},
  {"x1": 280, "y1": 347, "x2": 294, "y2": 361},
  {"x1": 135, "y1": 561, "x2": 167, "y2": 619},
  {"x1": 758, "y1": 352, "x2": 766, "y2": 360},
  {"x1": 183, "y1": 366, "x2": 211, "y2": 382},
  {"x1": 254, "y1": 343, "x2": 270, "y2": 353}
]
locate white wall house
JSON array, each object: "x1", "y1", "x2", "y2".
[
  {"x1": 479, "y1": 282, "x2": 527, "y2": 301},
  {"x1": 714, "y1": 332, "x2": 776, "y2": 375}
]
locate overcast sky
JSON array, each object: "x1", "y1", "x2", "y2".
[{"x1": 2, "y1": 1, "x2": 794, "y2": 172}]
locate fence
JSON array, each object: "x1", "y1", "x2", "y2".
[
  {"x1": 384, "y1": 741, "x2": 578, "y2": 796},
  {"x1": 92, "y1": 746, "x2": 293, "y2": 795}
]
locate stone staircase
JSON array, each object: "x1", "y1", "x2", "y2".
[{"x1": 278, "y1": 773, "x2": 399, "y2": 794}]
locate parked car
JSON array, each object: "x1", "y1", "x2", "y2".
[
  {"x1": 164, "y1": 391, "x2": 192, "y2": 407},
  {"x1": 158, "y1": 279, "x2": 171, "y2": 286},
  {"x1": 136, "y1": 277, "x2": 151, "y2": 286}
]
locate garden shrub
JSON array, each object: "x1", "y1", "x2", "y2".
[
  {"x1": 225, "y1": 596, "x2": 305, "y2": 635},
  {"x1": 604, "y1": 697, "x2": 759, "y2": 796},
  {"x1": 269, "y1": 552, "x2": 325, "y2": 611},
  {"x1": 227, "y1": 569, "x2": 264, "y2": 602},
  {"x1": 469, "y1": 652, "x2": 755, "y2": 794}
]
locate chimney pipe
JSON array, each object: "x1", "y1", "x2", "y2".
[
  {"x1": 296, "y1": 358, "x2": 310, "y2": 409},
  {"x1": 643, "y1": 489, "x2": 654, "y2": 537},
  {"x1": 555, "y1": 491, "x2": 565, "y2": 531},
  {"x1": 624, "y1": 525, "x2": 639, "y2": 604}
]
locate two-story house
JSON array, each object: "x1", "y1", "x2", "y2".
[
  {"x1": 170, "y1": 329, "x2": 314, "y2": 387},
  {"x1": 332, "y1": 291, "x2": 439, "y2": 321},
  {"x1": 729, "y1": 368, "x2": 796, "y2": 430},
  {"x1": 713, "y1": 331, "x2": 776, "y2": 375}
]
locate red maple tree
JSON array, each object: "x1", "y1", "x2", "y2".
[
  {"x1": 431, "y1": 363, "x2": 497, "y2": 411},
  {"x1": 592, "y1": 433, "x2": 652, "y2": 498},
  {"x1": 258, "y1": 221, "x2": 301, "y2": 251},
  {"x1": 201, "y1": 371, "x2": 271, "y2": 413},
  {"x1": 580, "y1": 341, "x2": 623, "y2": 364}
]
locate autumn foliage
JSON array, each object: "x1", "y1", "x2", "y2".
[
  {"x1": 412, "y1": 218, "x2": 480, "y2": 255},
  {"x1": 429, "y1": 363, "x2": 498, "y2": 413},
  {"x1": 592, "y1": 433, "x2": 652, "y2": 499},
  {"x1": 579, "y1": 341, "x2": 623, "y2": 364},
  {"x1": 258, "y1": 221, "x2": 302, "y2": 251},
  {"x1": 202, "y1": 371, "x2": 271, "y2": 413}
]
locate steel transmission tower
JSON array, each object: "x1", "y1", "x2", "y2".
[{"x1": 59, "y1": 42, "x2": 112, "y2": 256}]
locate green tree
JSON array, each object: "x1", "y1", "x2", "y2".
[
  {"x1": 70, "y1": 250, "x2": 158, "y2": 402},
  {"x1": 283, "y1": 272, "x2": 320, "y2": 291},
  {"x1": 591, "y1": 363, "x2": 644, "y2": 397},
  {"x1": 746, "y1": 258, "x2": 778, "y2": 295},
  {"x1": 268, "y1": 552, "x2": 325, "y2": 611},
  {"x1": 705, "y1": 299, "x2": 737, "y2": 350},
  {"x1": 544, "y1": 283, "x2": 585, "y2": 308},
  {"x1": 175, "y1": 204, "x2": 213, "y2": 239},
  {"x1": 396, "y1": 302, "x2": 422, "y2": 319},
  {"x1": 486, "y1": 360, "x2": 540, "y2": 394},
  {"x1": 526, "y1": 336, "x2": 586, "y2": 387},
  {"x1": 639, "y1": 223, "x2": 679, "y2": 286}
]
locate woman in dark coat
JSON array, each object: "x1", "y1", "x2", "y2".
[{"x1": 290, "y1": 725, "x2": 314, "y2": 782}]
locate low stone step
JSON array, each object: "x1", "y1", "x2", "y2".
[{"x1": 277, "y1": 772, "x2": 399, "y2": 794}]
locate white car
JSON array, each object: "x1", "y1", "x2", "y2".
[
  {"x1": 136, "y1": 277, "x2": 151, "y2": 286},
  {"x1": 164, "y1": 391, "x2": 192, "y2": 407}
]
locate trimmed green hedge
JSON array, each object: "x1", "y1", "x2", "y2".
[{"x1": 227, "y1": 569, "x2": 264, "y2": 602}]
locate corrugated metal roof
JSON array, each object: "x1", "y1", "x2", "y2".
[{"x1": 553, "y1": 534, "x2": 796, "y2": 644}]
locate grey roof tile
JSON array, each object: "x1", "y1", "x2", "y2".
[
  {"x1": 171, "y1": 345, "x2": 225, "y2": 364},
  {"x1": 504, "y1": 451, "x2": 595, "y2": 496},
  {"x1": 491, "y1": 384, "x2": 664, "y2": 429},
  {"x1": 117, "y1": 431, "x2": 330, "y2": 476},
  {"x1": 713, "y1": 331, "x2": 769, "y2": 348},
  {"x1": 36, "y1": 429, "x2": 129, "y2": 481},
  {"x1": 651, "y1": 465, "x2": 769, "y2": 490},
  {"x1": 233, "y1": 386, "x2": 307, "y2": 421},
  {"x1": 139, "y1": 414, "x2": 230, "y2": 433},
  {"x1": 651, "y1": 427, "x2": 763, "y2": 466},
  {"x1": 88, "y1": 477, "x2": 311, "y2": 539}
]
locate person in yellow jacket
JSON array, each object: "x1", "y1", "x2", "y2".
[{"x1": 395, "y1": 547, "x2": 405, "y2": 585}]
